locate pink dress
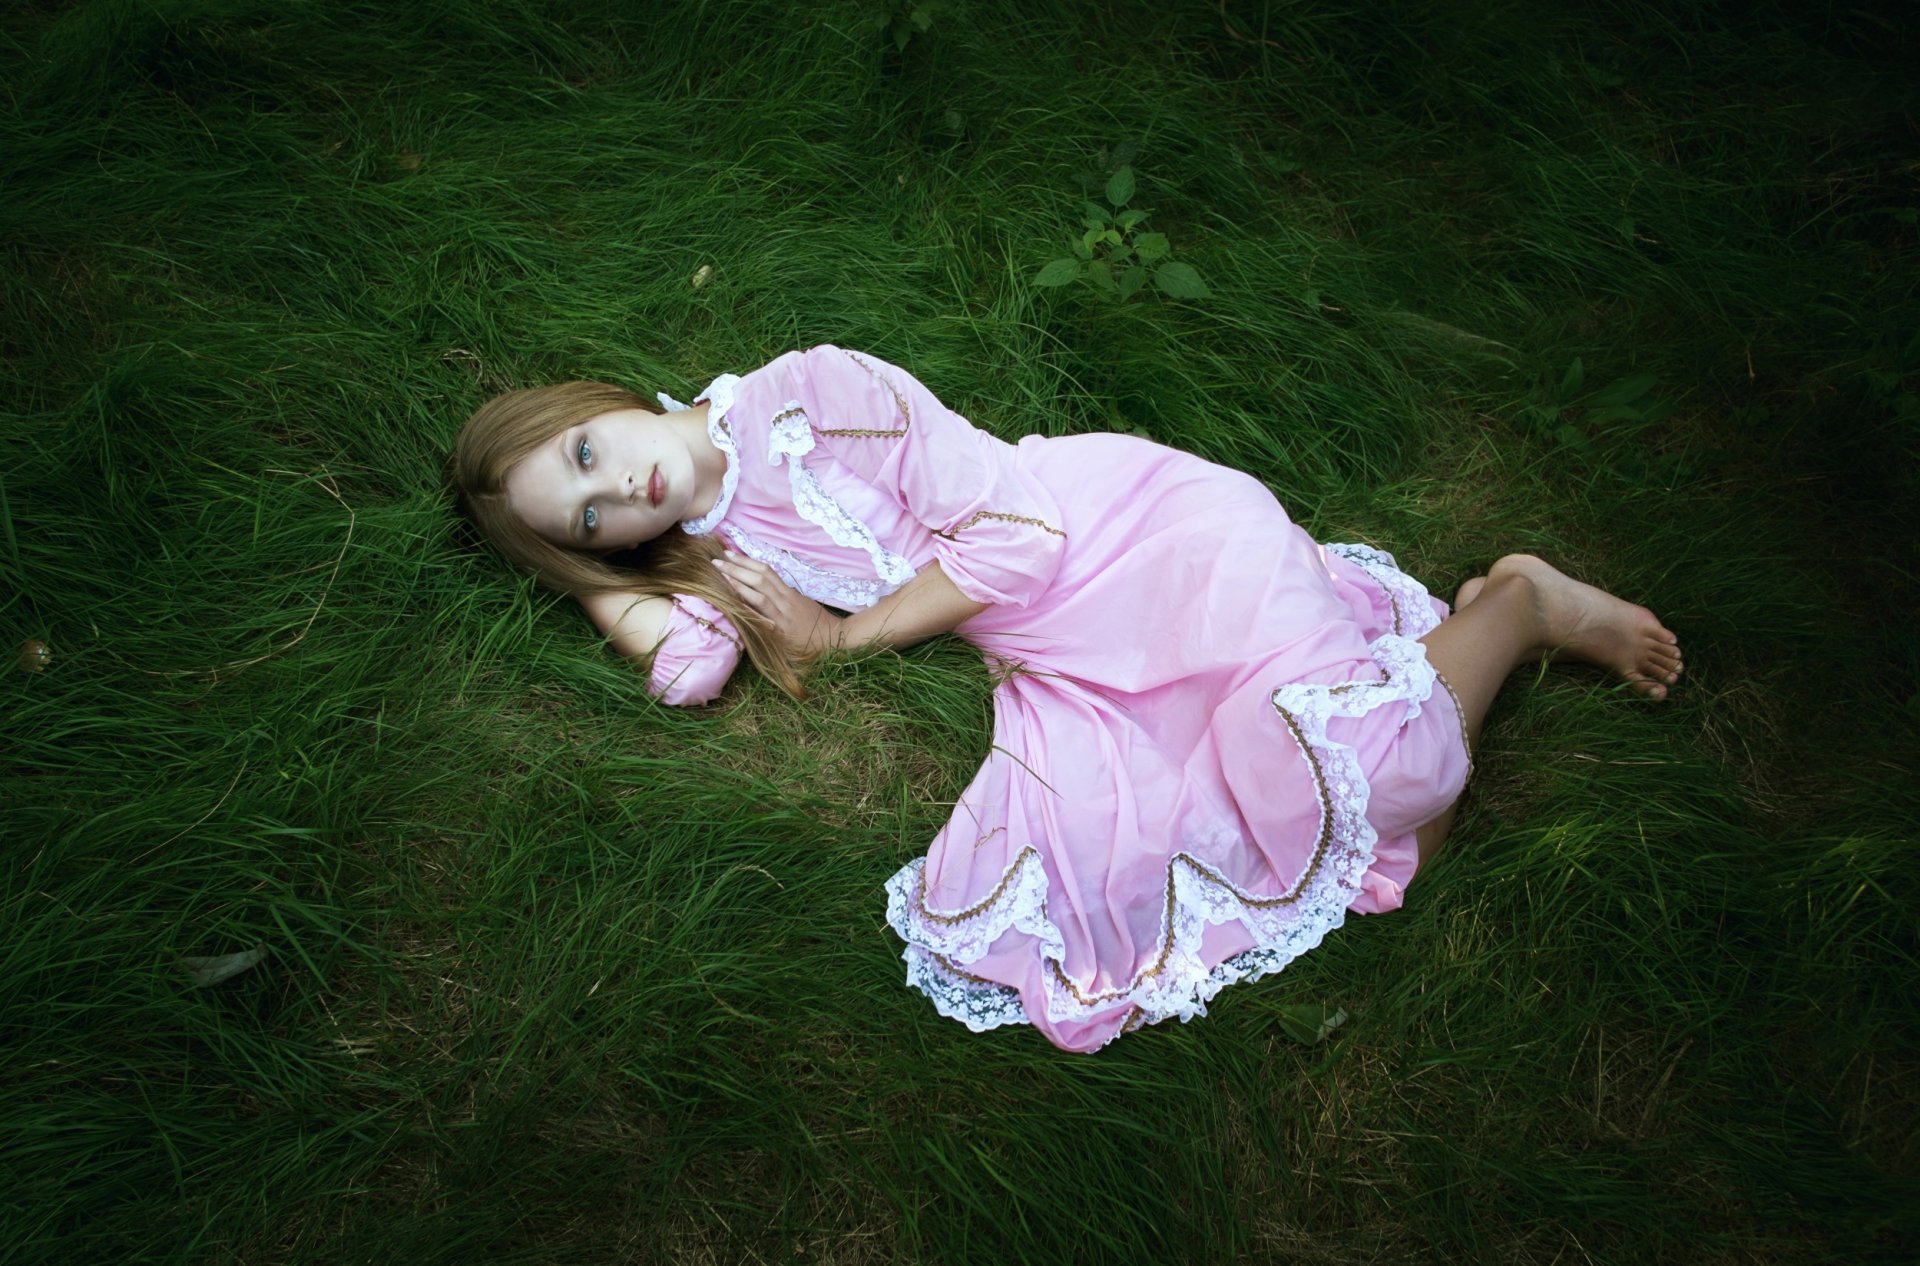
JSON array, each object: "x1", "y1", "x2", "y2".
[{"x1": 647, "y1": 346, "x2": 1473, "y2": 1052}]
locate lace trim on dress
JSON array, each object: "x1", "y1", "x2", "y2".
[
  {"x1": 766, "y1": 399, "x2": 919, "y2": 590},
  {"x1": 884, "y1": 624, "x2": 1442, "y2": 1051},
  {"x1": 719, "y1": 524, "x2": 894, "y2": 612},
  {"x1": 1325, "y1": 542, "x2": 1443, "y2": 640},
  {"x1": 677, "y1": 374, "x2": 742, "y2": 537}
]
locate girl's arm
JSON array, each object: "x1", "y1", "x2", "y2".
[
  {"x1": 711, "y1": 554, "x2": 986, "y2": 655},
  {"x1": 579, "y1": 589, "x2": 675, "y2": 660},
  {"x1": 580, "y1": 588, "x2": 744, "y2": 705}
]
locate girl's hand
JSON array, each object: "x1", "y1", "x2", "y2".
[{"x1": 712, "y1": 555, "x2": 844, "y2": 656}]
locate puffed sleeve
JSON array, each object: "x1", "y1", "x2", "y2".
[
  {"x1": 789, "y1": 345, "x2": 1067, "y2": 608},
  {"x1": 648, "y1": 595, "x2": 743, "y2": 706}
]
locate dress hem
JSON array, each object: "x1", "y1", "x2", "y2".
[{"x1": 886, "y1": 545, "x2": 1448, "y2": 1052}]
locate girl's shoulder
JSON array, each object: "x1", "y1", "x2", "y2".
[
  {"x1": 732, "y1": 344, "x2": 852, "y2": 400},
  {"x1": 722, "y1": 344, "x2": 891, "y2": 446}
]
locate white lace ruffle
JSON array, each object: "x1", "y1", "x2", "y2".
[
  {"x1": 886, "y1": 847, "x2": 1060, "y2": 1034},
  {"x1": 767, "y1": 400, "x2": 917, "y2": 593},
  {"x1": 676, "y1": 384, "x2": 916, "y2": 610},
  {"x1": 1326, "y1": 541, "x2": 1443, "y2": 639},
  {"x1": 678, "y1": 374, "x2": 742, "y2": 537},
  {"x1": 885, "y1": 626, "x2": 1440, "y2": 1051},
  {"x1": 719, "y1": 524, "x2": 895, "y2": 612},
  {"x1": 901, "y1": 945, "x2": 1030, "y2": 1032}
]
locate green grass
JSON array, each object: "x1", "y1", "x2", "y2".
[{"x1": 3, "y1": 0, "x2": 1916, "y2": 1261}]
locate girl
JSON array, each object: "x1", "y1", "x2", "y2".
[{"x1": 453, "y1": 345, "x2": 1682, "y2": 1053}]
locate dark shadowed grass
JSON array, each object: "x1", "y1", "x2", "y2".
[{"x1": 2, "y1": 0, "x2": 1916, "y2": 1261}]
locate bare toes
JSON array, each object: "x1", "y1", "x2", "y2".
[{"x1": 1629, "y1": 674, "x2": 1668, "y2": 700}]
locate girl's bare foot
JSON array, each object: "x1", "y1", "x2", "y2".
[
  {"x1": 1488, "y1": 554, "x2": 1683, "y2": 699},
  {"x1": 1455, "y1": 575, "x2": 1487, "y2": 609}
]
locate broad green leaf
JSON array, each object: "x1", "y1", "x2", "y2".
[
  {"x1": 1133, "y1": 232, "x2": 1169, "y2": 263},
  {"x1": 1153, "y1": 261, "x2": 1210, "y2": 300},
  {"x1": 1070, "y1": 234, "x2": 1093, "y2": 261},
  {"x1": 894, "y1": 23, "x2": 910, "y2": 51},
  {"x1": 1116, "y1": 209, "x2": 1148, "y2": 232},
  {"x1": 1521, "y1": 404, "x2": 1558, "y2": 432},
  {"x1": 1118, "y1": 265, "x2": 1148, "y2": 299},
  {"x1": 1559, "y1": 356, "x2": 1585, "y2": 400},
  {"x1": 1083, "y1": 202, "x2": 1110, "y2": 226},
  {"x1": 1584, "y1": 405, "x2": 1642, "y2": 426},
  {"x1": 1101, "y1": 229, "x2": 1123, "y2": 246},
  {"x1": 1085, "y1": 259, "x2": 1118, "y2": 293},
  {"x1": 1274, "y1": 1004, "x2": 1347, "y2": 1044},
  {"x1": 1105, "y1": 165, "x2": 1136, "y2": 208},
  {"x1": 1591, "y1": 373, "x2": 1657, "y2": 407},
  {"x1": 1034, "y1": 258, "x2": 1082, "y2": 286},
  {"x1": 1081, "y1": 227, "x2": 1104, "y2": 257},
  {"x1": 1553, "y1": 423, "x2": 1591, "y2": 451},
  {"x1": 910, "y1": 8, "x2": 932, "y2": 31},
  {"x1": 1111, "y1": 243, "x2": 1133, "y2": 262},
  {"x1": 180, "y1": 943, "x2": 269, "y2": 987}
]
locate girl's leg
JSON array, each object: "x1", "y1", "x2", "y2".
[{"x1": 1411, "y1": 554, "x2": 1684, "y2": 866}]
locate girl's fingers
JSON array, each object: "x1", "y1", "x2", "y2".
[{"x1": 714, "y1": 558, "x2": 771, "y2": 608}]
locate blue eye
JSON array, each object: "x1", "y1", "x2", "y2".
[
  {"x1": 583, "y1": 505, "x2": 598, "y2": 533},
  {"x1": 577, "y1": 438, "x2": 593, "y2": 467}
]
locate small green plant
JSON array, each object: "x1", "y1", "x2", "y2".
[
  {"x1": 1522, "y1": 356, "x2": 1673, "y2": 454},
  {"x1": 1034, "y1": 165, "x2": 1210, "y2": 302},
  {"x1": 865, "y1": 0, "x2": 938, "y2": 51}
]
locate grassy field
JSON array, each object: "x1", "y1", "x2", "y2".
[{"x1": 3, "y1": 0, "x2": 1916, "y2": 1261}]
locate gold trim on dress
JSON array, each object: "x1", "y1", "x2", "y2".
[
  {"x1": 813, "y1": 351, "x2": 915, "y2": 437},
  {"x1": 1261, "y1": 705, "x2": 1335, "y2": 902},
  {"x1": 914, "y1": 844, "x2": 1038, "y2": 926},
  {"x1": 1432, "y1": 668, "x2": 1476, "y2": 784},
  {"x1": 1328, "y1": 668, "x2": 1390, "y2": 697},
  {"x1": 907, "y1": 699, "x2": 1341, "y2": 1013},
  {"x1": 1044, "y1": 866, "x2": 1179, "y2": 1005},
  {"x1": 934, "y1": 510, "x2": 1067, "y2": 540},
  {"x1": 669, "y1": 597, "x2": 744, "y2": 651}
]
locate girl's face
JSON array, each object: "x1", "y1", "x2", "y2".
[{"x1": 504, "y1": 408, "x2": 702, "y2": 553}]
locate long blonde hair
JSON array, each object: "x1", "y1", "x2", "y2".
[{"x1": 452, "y1": 380, "x2": 807, "y2": 699}]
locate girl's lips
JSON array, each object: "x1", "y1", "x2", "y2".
[{"x1": 648, "y1": 467, "x2": 664, "y2": 507}]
